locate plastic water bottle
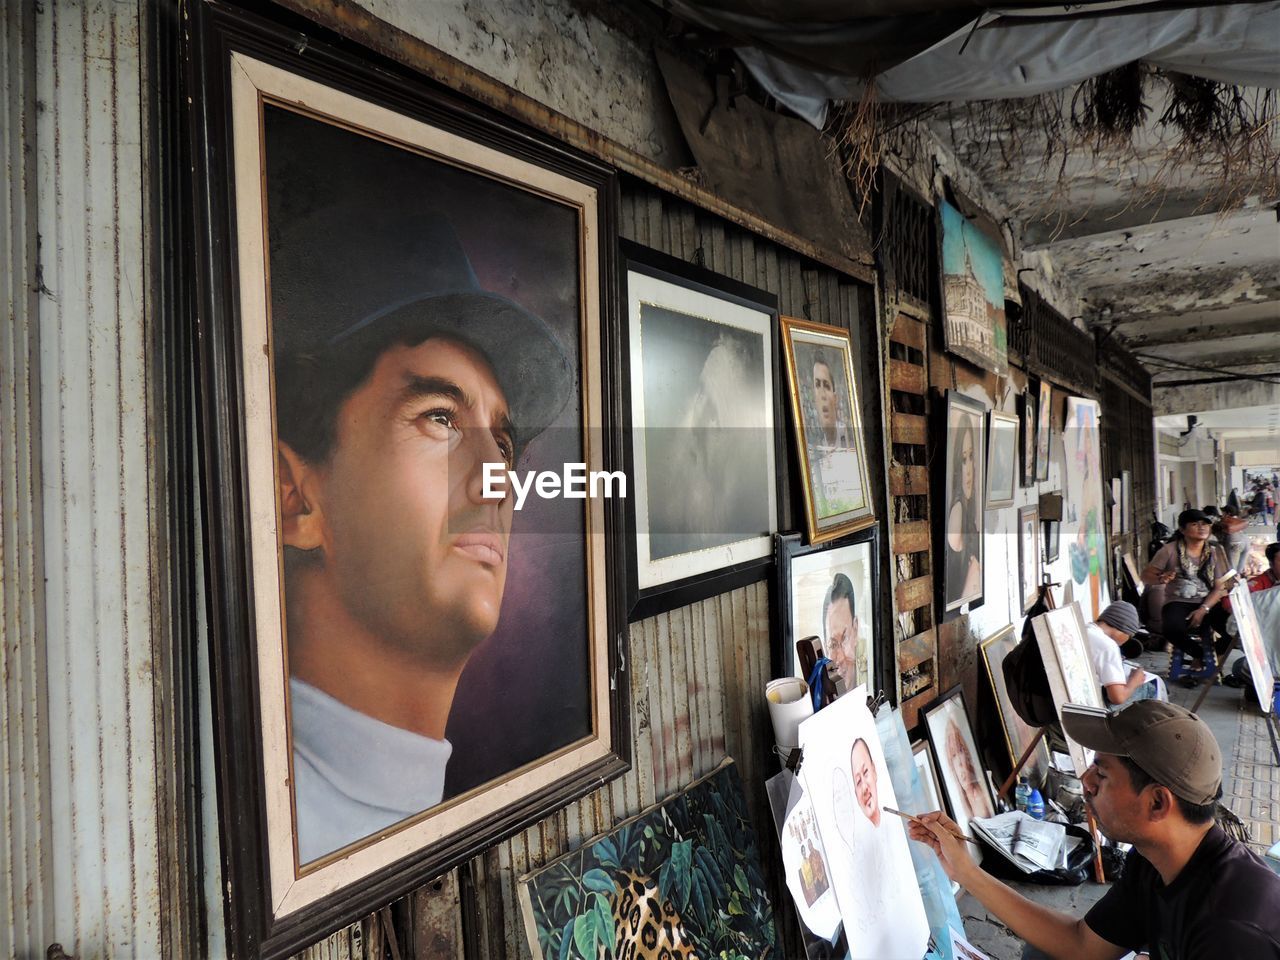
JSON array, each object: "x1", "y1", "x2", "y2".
[
  {"x1": 1027, "y1": 786, "x2": 1046, "y2": 820},
  {"x1": 1015, "y1": 776, "x2": 1032, "y2": 814}
]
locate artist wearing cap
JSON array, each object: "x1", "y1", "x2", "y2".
[
  {"x1": 909, "y1": 701, "x2": 1280, "y2": 958},
  {"x1": 1141, "y1": 509, "x2": 1235, "y2": 681},
  {"x1": 268, "y1": 125, "x2": 572, "y2": 862},
  {"x1": 1086, "y1": 601, "x2": 1166, "y2": 708}
]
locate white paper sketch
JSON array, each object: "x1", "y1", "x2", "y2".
[
  {"x1": 798, "y1": 693, "x2": 930, "y2": 960},
  {"x1": 1032, "y1": 603, "x2": 1104, "y2": 775}
]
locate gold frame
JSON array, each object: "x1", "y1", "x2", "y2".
[{"x1": 779, "y1": 315, "x2": 876, "y2": 544}]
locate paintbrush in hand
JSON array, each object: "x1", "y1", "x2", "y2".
[{"x1": 883, "y1": 806, "x2": 982, "y2": 847}]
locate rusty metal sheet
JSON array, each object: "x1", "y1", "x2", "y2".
[{"x1": 654, "y1": 49, "x2": 874, "y2": 278}]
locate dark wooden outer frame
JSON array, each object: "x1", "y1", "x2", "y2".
[
  {"x1": 935, "y1": 389, "x2": 988, "y2": 622},
  {"x1": 917, "y1": 684, "x2": 997, "y2": 826},
  {"x1": 773, "y1": 526, "x2": 885, "y2": 699},
  {"x1": 619, "y1": 239, "x2": 785, "y2": 621},
  {"x1": 184, "y1": 4, "x2": 630, "y2": 955}
]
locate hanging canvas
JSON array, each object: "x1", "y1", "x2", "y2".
[
  {"x1": 1018, "y1": 505, "x2": 1042, "y2": 613},
  {"x1": 1020, "y1": 389, "x2": 1037, "y2": 488},
  {"x1": 942, "y1": 391, "x2": 987, "y2": 615},
  {"x1": 939, "y1": 199, "x2": 1008, "y2": 375},
  {"x1": 921, "y1": 687, "x2": 997, "y2": 845},
  {"x1": 776, "y1": 528, "x2": 881, "y2": 698},
  {"x1": 1063, "y1": 397, "x2": 1109, "y2": 622},
  {"x1": 1035, "y1": 380, "x2": 1052, "y2": 482},
  {"x1": 1229, "y1": 583, "x2": 1276, "y2": 714},
  {"x1": 519, "y1": 761, "x2": 776, "y2": 960},
  {"x1": 1032, "y1": 604, "x2": 1105, "y2": 775},
  {"x1": 979, "y1": 627, "x2": 1050, "y2": 784},
  {"x1": 986, "y1": 409, "x2": 1019, "y2": 509},
  {"x1": 188, "y1": 8, "x2": 629, "y2": 952},
  {"x1": 780, "y1": 315, "x2": 876, "y2": 543},
  {"x1": 623, "y1": 242, "x2": 782, "y2": 619},
  {"x1": 798, "y1": 694, "x2": 931, "y2": 959}
]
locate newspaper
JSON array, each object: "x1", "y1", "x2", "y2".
[{"x1": 970, "y1": 811, "x2": 1067, "y2": 873}]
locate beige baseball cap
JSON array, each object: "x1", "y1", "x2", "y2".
[{"x1": 1061, "y1": 701, "x2": 1222, "y2": 805}]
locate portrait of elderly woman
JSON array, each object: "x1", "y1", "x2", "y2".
[{"x1": 923, "y1": 689, "x2": 994, "y2": 843}]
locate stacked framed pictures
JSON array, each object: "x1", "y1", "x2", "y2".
[{"x1": 621, "y1": 242, "x2": 783, "y2": 620}]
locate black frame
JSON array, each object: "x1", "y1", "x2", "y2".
[
  {"x1": 917, "y1": 685, "x2": 996, "y2": 828},
  {"x1": 937, "y1": 390, "x2": 988, "y2": 620},
  {"x1": 1017, "y1": 505, "x2": 1042, "y2": 614},
  {"x1": 1043, "y1": 518, "x2": 1061, "y2": 563},
  {"x1": 185, "y1": 4, "x2": 630, "y2": 955},
  {"x1": 1019, "y1": 388, "x2": 1037, "y2": 489},
  {"x1": 619, "y1": 240, "x2": 785, "y2": 621},
  {"x1": 773, "y1": 527, "x2": 885, "y2": 699}
]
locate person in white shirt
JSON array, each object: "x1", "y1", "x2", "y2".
[{"x1": 1085, "y1": 600, "x2": 1166, "y2": 709}]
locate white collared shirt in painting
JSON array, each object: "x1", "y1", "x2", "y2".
[{"x1": 290, "y1": 677, "x2": 452, "y2": 864}]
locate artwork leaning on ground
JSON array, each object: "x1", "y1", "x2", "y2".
[
  {"x1": 939, "y1": 198, "x2": 1008, "y2": 376},
  {"x1": 518, "y1": 761, "x2": 776, "y2": 960},
  {"x1": 1032, "y1": 603, "x2": 1104, "y2": 775},
  {"x1": 1229, "y1": 582, "x2": 1276, "y2": 714}
]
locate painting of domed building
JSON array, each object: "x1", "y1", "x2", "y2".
[{"x1": 940, "y1": 199, "x2": 1008, "y2": 375}]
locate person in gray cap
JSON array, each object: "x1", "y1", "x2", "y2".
[
  {"x1": 1086, "y1": 600, "x2": 1166, "y2": 708},
  {"x1": 909, "y1": 700, "x2": 1280, "y2": 959},
  {"x1": 267, "y1": 118, "x2": 573, "y2": 863}
]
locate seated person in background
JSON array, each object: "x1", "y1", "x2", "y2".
[
  {"x1": 909, "y1": 701, "x2": 1280, "y2": 959},
  {"x1": 1086, "y1": 601, "x2": 1165, "y2": 708},
  {"x1": 1249, "y1": 543, "x2": 1280, "y2": 593},
  {"x1": 1141, "y1": 509, "x2": 1236, "y2": 682}
]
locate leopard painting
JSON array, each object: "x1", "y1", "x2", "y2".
[{"x1": 611, "y1": 869, "x2": 698, "y2": 960}]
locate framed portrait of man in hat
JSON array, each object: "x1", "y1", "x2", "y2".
[{"x1": 189, "y1": 9, "x2": 628, "y2": 954}]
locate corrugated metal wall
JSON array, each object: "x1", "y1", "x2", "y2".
[
  {"x1": 3, "y1": 1, "x2": 167, "y2": 955},
  {"x1": 2, "y1": 2, "x2": 54, "y2": 956}
]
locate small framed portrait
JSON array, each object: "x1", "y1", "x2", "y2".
[
  {"x1": 979, "y1": 627, "x2": 1050, "y2": 783},
  {"x1": 920, "y1": 687, "x2": 996, "y2": 845},
  {"x1": 941, "y1": 391, "x2": 987, "y2": 616},
  {"x1": 1019, "y1": 389, "x2": 1037, "y2": 488},
  {"x1": 188, "y1": 9, "x2": 629, "y2": 953},
  {"x1": 621, "y1": 242, "x2": 782, "y2": 620},
  {"x1": 775, "y1": 527, "x2": 881, "y2": 699},
  {"x1": 779, "y1": 316, "x2": 875, "y2": 543},
  {"x1": 1043, "y1": 518, "x2": 1061, "y2": 563},
  {"x1": 1031, "y1": 604, "x2": 1105, "y2": 775},
  {"x1": 986, "y1": 409, "x2": 1019, "y2": 509},
  {"x1": 1035, "y1": 379, "x2": 1053, "y2": 482},
  {"x1": 1017, "y1": 505, "x2": 1042, "y2": 613}
]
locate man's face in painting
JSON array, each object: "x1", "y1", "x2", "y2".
[
  {"x1": 850, "y1": 739, "x2": 881, "y2": 827},
  {"x1": 813, "y1": 361, "x2": 837, "y2": 433},
  {"x1": 825, "y1": 593, "x2": 860, "y2": 688},
  {"x1": 293, "y1": 336, "x2": 515, "y2": 668}
]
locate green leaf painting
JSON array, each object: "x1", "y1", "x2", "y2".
[{"x1": 519, "y1": 762, "x2": 775, "y2": 960}]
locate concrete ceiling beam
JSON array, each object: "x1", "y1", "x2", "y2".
[{"x1": 1152, "y1": 378, "x2": 1280, "y2": 417}]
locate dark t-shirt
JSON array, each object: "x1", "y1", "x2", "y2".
[{"x1": 1085, "y1": 826, "x2": 1280, "y2": 959}]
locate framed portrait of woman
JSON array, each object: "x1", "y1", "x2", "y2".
[
  {"x1": 920, "y1": 687, "x2": 995, "y2": 849},
  {"x1": 942, "y1": 391, "x2": 987, "y2": 616}
]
